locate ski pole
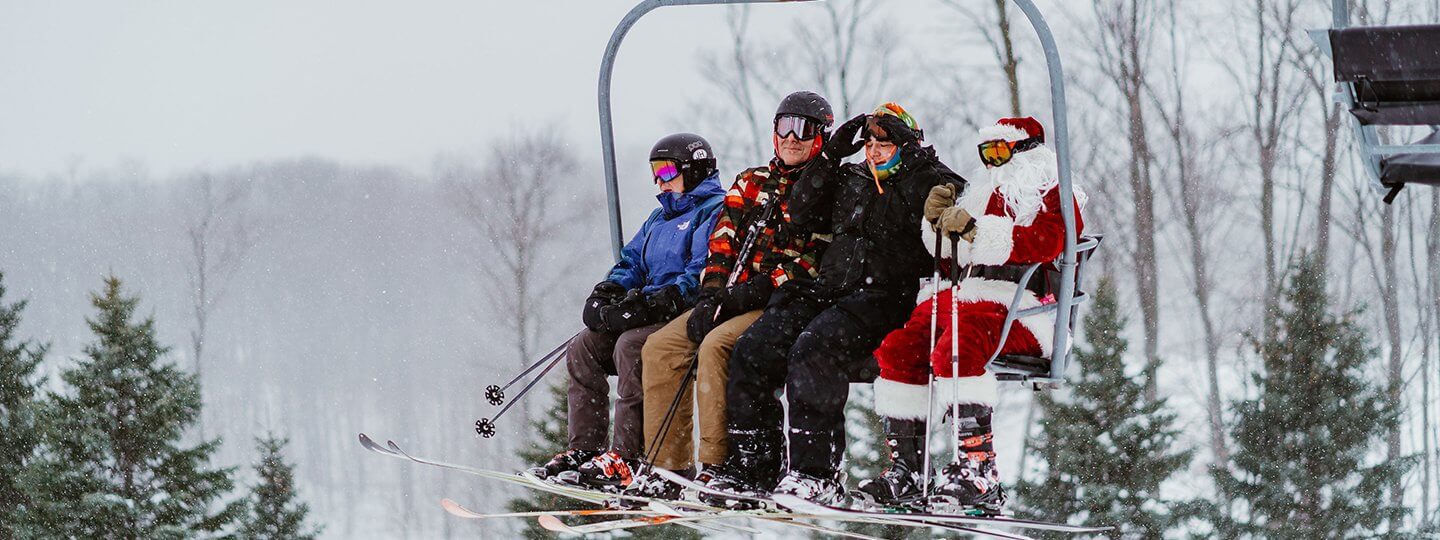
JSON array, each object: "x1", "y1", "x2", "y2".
[
  {"x1": 922, "y1": 230, "x2": 942, "y2": 498},
  {"x1": 475, "y1": 350, "x2": 567, "y2": 439},
  {"x1": 644, "y1": 353, "x2": 699, "y2": 467},
  {"x1": 484, "y1": 333, "x2": 578, "y2": 407},
  {"x1": 949, "y1": 234, "x2": 964, "y2": 464}
]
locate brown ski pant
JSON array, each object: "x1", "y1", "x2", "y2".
[{"x1": 640, "y1": 308, "x2": 762, "y2": 471}]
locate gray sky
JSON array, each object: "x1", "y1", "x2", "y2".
[
  {"x1": 0, "y1": 1, "x2": 1024, "y2": 183},
  {"x1": 0, "y1": 1, "x2": 788, "y2": 178}
]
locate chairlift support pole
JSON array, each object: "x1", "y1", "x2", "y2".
[{"x1": 597, "y1": 0, "x2": 1081, "y2": 380}]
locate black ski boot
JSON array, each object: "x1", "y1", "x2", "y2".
[
  {"x1": 773, "y1": 470, "x2": 846, "y2": 506},
  {"x1": 855, "y1": 418, "x2": 927, "y2": 509},
  {"x1": 700, "y1": 429, "x2": 781, "y2": 508},
  {"x1": 624, "y1": 465, "x2": 684, "y2": 501},
  {"x1": 934, "y1": 404, "x2": 1007, "y2": 514},
  {"x1": 528, "y1": 449, "x2": 600, "y2": 481},
  {"x1": 563, "y1": 451, "x2": 642, "y2": 492}
]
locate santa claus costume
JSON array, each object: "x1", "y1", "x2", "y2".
[{"x1": 854, "y1": 117, "x2": 1086, "y2": 512}]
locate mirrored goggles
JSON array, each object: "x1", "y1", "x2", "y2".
[
  {"x1": 651, "y1": 160, "x2": 682, "y2": 183},
  {"x1": 774, "y1": 115, "x2": 823, "y2": 140},
  {"x1": 977, "y1": 136, "x2": 1043, "y2": 167}
]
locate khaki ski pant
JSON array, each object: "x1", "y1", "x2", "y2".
[{"x1": 641, "y1": 308, "x2": 762, "y2": 471}]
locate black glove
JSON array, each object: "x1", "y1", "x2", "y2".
[
  {"x1": 582, "y1": 281, "x2": 626, "y2": 332},
  {"x1": 644, "y1": 285, "x2": 685, "y2": 321},
  {"x1": 598, "y1": 289, "x2": 655, "y2": 334},
  {"x1": 720, "y1": 278, "x2": 773, "y2": 316},
  {"x1": 873, "y1": 113, "x2": 920, "y2": 148},
  {"x1": 821, "y1": 114, "x2": 867, "y2": 163},
  {"x1": 686, "y1": 288, "x2": 725, "y2": 343}
]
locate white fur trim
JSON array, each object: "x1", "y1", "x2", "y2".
[
  {"x1": 935, "y1": 372, "x2": 998, "y2": 409},
  {"x1": 873, "y1": 379, "x2": 932, "y2": 420},
  {"x1": 967, "y1": 215, "x2": 1014, "y2": 266},
  {"x1": 975, "y1": 124, "x2": 1032, "y2": 145},
  {"x1": 953, "y1": 278, "x2": 1056, "y2": 358}
]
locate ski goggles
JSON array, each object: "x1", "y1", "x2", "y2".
[
  {"x1": 977, "y1": 136, "x2": 1043, "y2": 167},
  {"x1": 651, "y1": 160, "x2": 681, "y2": 183},
  {"x1": 774, "y1": 115, "x2": 823, "y2": 140}
]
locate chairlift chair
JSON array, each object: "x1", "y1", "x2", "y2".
[
  {"x1": 1313, "y1": 2, "x2": 1440, "y2": 203},
  {"x1": 595, "y1": 0, "x2": 1094, "y2": 385}
]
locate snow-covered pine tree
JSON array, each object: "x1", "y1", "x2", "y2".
[
  {"x1": 506, "y1": 380, "x2": 700, "y2": 539},
  {"x1": 1204, "y1": 254, "x2": 1411, "y2": 538},
  {"x1": 14, "y1": 276, "x2": 241, "y2": 538},
  {"x1": 240, "y1": 434, "x2": 322, "y2": 539},
  {"x1": 1015, "y1": 277, "x2": 1194, "y2": 538},
  {"x1": 0, "y1": 271, "x2": 46, "y2": 539}
]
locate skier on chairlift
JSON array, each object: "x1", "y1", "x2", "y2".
[
  {"x1": 856, "y1": 117, "x2": 1087, "y2": 514},
  {"x1": 626, "y1": 91, "x2": 834, "y2": 500},
  {"x1": 528, "y1": 133, "x2": 725, "y2": 492},
  {"x1": 706, "y1": 103, "x2": 966, "y2": 506}
]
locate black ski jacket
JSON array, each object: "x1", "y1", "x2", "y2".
[{"x1": 788, "y1": 146, "x2": 967, "y2": 293}]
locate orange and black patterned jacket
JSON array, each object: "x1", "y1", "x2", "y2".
[{"x1": 701, "y1": 158, "x2": 829, "y2": 291}]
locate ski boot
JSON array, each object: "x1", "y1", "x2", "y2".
[
  {"x1": 773, "y1": 470, "x2": 846, "y2": 506},
  {"x1": 528, "y1": 448, "x2": 599, "y2": 481},
  {"x1": 624, "y1": 465, "x2": 684, "y2": 501},
  {"x1": 562, "y1": 451, "x2": 641, "y2": 493},
  {"x1": 854, "y1": 418, "x2": 927, "y2": 509},
  {"x1": 699, "y1": 429, "x2": 781, "y2": 509},
  {"x1": 933, "y1": 404, "x2": 1007, "y2": 514}
]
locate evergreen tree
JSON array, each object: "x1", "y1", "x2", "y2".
[
  {"x1": 1015, "y1": 277, "x2": 1194, "y2": 538},
  {"x1": 0, "y1": 272, "x2": 47, "y2": 539},
  {"x1": 507, "y1": 380, "x2": 700, "y2": 539},
  {"x1": 1204, "y1": 254, "x2": 1411, "y2": 538},
  {"x1": 15, "y1": 276, "x2": 241, "y2": 538},
  {"x1": 240, "y1": 433, "x2": 322, "y2": 539}
]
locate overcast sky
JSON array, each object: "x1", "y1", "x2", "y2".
[
  {"x1": 0, "y1": 1, "x2": 1035, "y2": 182},
  {"x1": 0, "y1": 1, "x2": 881, "y2": 180}
]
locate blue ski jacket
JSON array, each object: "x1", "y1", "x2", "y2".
[{"x1": 605, "y1": 172, "x2": 726, "y2": 303}]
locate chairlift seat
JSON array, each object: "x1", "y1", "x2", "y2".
[
  {"x1": 1330, "y1": 24, "x2": 1440, "y2": 126},
  {"x1": 984, "y1": 234, "x2": 1104, "y2": 384},
  {"x1": 1380, "y1": 129, "x2": 1440, "y2": 187}
]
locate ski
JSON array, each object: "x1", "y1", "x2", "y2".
[
  {"x1": 773, "y1": 493, "x2": 1112, "y2": 534},
  {"x1": 651, "y1": 467, "x2": 1033, "y2": 539},
  {"x1": 438, "y1": 498, "x2": 660, "y2": 520},
  {"x1": 357, "y1": 433, "x2": 878, "y2": 538},
  {"x1": 773, "y1": 494, "x2": 1033, "y2": 540}
]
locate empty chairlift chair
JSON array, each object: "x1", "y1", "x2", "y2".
[{"x1": 1324, "y1": 23, "x2": 1440, "y2": 202}]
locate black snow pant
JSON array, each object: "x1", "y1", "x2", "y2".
[
  {"x1": 566, "y1": 324, "x2": 664, "y2": 459},
  {"x1": 726, "y1": 284, "x2": 914, "y2": 482}
]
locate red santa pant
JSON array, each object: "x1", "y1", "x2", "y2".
[{"x1": 870, "y1": 287, "x2": 1043, "y2": 418}]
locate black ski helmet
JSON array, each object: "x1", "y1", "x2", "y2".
[
  {"x1": 649, "y1": 132, "x2": 718, "y2": 191},
  {"x1": 775, "y1": 91, "x2": 835, "y2": 130}
]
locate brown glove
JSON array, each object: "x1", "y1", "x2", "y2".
[
  {"x1": 923, "y1": 183, "x2": 958, "y2": 225},
  {"x1": 937, "y1": 206, "x2": 978, "y2": 242}
]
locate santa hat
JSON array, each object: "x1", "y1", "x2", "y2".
[{"x1": 976, "y1": 116, "x2": 1044, "y2": 145}]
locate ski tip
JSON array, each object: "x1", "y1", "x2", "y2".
[
  {"x1": 536, "y1": 514, "x2": 572, "y2": 533},
  {"x1": 440, "y1": 498, "x2": 482, "y2": 519}
]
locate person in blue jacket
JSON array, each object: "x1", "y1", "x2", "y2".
[{"x1": 529, "y1": 133, "x2": 726, "y2": 492}]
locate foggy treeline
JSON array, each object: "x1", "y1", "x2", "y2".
[{"x1": 2, "y1": 0, "x2": 1439, "y2": 537}]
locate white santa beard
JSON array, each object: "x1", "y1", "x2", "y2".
[{"x1": 962, "y1": 148, "x2": 1054, "y2": 226}]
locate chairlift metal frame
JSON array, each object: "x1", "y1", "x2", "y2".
[
  {"x1": 1311, "y1": 0, "x2": 1440, "y2": 202},
  {"x1": 596, "y1": 0, "x2": 1085, "y2": 385}
]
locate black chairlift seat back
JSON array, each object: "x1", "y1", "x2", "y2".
[
  {"x1": 1330, "y1": 24, "x2": 1440, "y2": 126},
  {"x1": 988, "y1": 234, "x2": 1103, "y2": 385},
  {"x1": 1380, "y1": 128, "x2": 1440, "y2": 187}
]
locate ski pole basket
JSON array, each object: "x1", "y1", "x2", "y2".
[{"x1": 1312, "y1": 5, "x2": 1440, "y2": 203}]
